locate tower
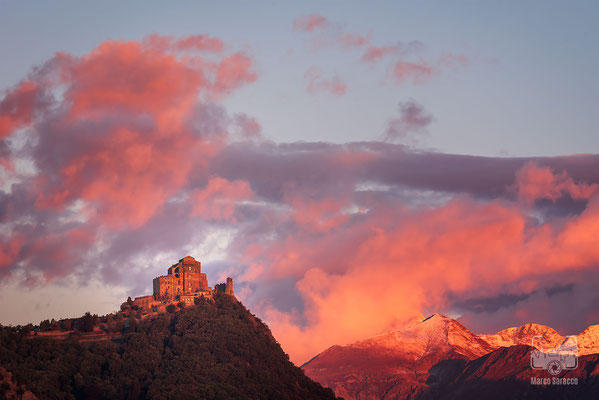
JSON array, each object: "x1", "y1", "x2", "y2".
[{"x1": 225, "y1": 277, "x2": 234, "y2": 296}]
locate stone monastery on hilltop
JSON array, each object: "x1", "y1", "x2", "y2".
[{"x1": 127, "y1": 256, "x2": 234, "y2": 312}]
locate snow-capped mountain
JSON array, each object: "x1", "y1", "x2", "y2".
[{"x1": 302, "y1": 315, "x2": 599, "y2": 400}]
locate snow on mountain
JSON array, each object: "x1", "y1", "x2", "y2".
[
  {"x1": 576, "y1": 324, "x2": 599, "y2": 356},
  {"x1": 354, "y1": 314, "x2": 494, "y2": 362},
  {"x1": 480, "y1": 323, "x2": 564, "y2": 350},
  {"x1": 302, "y1": 314, "x2": 494, "y2": 400},
  {"x1": 303, "y1": 315, "x2": 599, "y2": 400}
]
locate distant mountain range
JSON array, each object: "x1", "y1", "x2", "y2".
[{"x1": 302, "y1": 314, "x2": 599, "y2": 400}]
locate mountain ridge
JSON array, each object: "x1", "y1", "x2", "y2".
[{"x1": 302, "y1": 314, "x2": 599, "y2": 400}]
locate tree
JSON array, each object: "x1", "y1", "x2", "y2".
[
  {"x1": 39, "y1": 319, "x2": 50, "y2": 332},
  {"x1": 129, "y1": 315, "x2": 137, "y2": 332},
  {"x1": 62, "y1": 319, "x2": 72, "y2": 330},
  {"x1": 80, "y1": 312, "x2": 95, "y2": 333}
]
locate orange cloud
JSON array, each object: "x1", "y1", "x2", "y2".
[
  {"x1": 17, "y1": 35, "x2": 257, "y2": 229},
  {"x1": 242, "y1": 192, "x2": 599, "y2": 364},
  {"x1": 514, "y1": 162, "x2": 598, "y2": 204},
  {"x1": 62, "y1": 40, "x2": 204, "y2": 130}
]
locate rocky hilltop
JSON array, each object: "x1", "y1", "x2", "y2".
[{"x1": 303, "y1": 314, "x2": 599, "y2": 400}]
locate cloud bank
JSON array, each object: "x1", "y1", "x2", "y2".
[{"x1": 1, "y1": 33, "x2": 599, "y2": 366}]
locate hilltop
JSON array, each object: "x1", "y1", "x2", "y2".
[{"x1": 0, "y1": 294, "x2": 338, "y2": 400}]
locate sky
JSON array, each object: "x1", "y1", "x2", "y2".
[{"x1": 1, "y1": 1, "x2": 599, "y2": 364}]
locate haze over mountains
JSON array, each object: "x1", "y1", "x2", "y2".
[{"x1": 302, "y1": 314, "x2": 599, "y2": 400}]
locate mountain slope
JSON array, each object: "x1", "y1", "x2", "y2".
[
  {"x1": 302, "y1": 314, "x2": 493, "y2": 400},
  {"x1": 0, "y1": 294, "x2": 338, "y2": 400},
  {"x1": 574, "y1": 325, "x2": 599, "y2": 356},
  {"x1": 419, "y1": 345, "x2": 599, "y2": 400},
  {"x1": 303, "y1": 315, "x2": 599, "y2": 400}
]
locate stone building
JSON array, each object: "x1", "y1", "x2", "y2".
[
  {"x1": 214, "y1": 277, "x2": 234, "y2": 296},
  {"x1": 129, "y1": 256, "x2": 234, "y2": 312},
  {"x1": 153, "y1": 256, "x2": 210, "y2": 300},
  {"x1": 132, "y1": 295, "x2": 154, "y2": 310}
]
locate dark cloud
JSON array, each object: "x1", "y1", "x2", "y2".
[
  {"x1": 213, "y1": 141, "x2": 599, "y2": 202},
  {"x1": 383, "y1": 100, "x2": 433, "y2": 144}
]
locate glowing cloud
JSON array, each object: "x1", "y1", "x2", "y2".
[
  {"x1": 514, "y1": 162, "x2": 598, "y2": 204},
  {"x1": 0, "y1": 34, "x2": 257, "y2": 285}
]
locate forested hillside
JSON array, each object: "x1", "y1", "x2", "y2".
[{"x1": 0, "y1": 294, "x2": 338, "y2": 400}]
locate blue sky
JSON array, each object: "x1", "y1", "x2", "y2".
[{"x1": 1, "y1": 1, "x2": 597, "y2": 156}]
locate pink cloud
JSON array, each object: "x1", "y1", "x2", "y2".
[
  {"x1": 0, "y1": 81, "x2": 40, "y2": 138},
  {"x1": 190, "y1": 177, "x2": 253, "y2": 221},
  {"x1": 213, "y1": 53, "x2": 257, "y2": 96},
  {"x1": 293, "y1": 14, "x2": 329, "y2": 32},
  {"x1": 304, "y1": 68, "x2": 347, "y2": 96},
  {"x1": 339, "y1": 32, "x2": 370, "y2": 48},
  {"x1": 392, "y1": 53, "x2": 468, "y2": 85},
  {"x1": 361, "y1": 45, "x2": 401, "y2": 63},
  {"x1": 291, "y1": 14, "x2": 465, "y2": 88},
  {"x1": 288, "y1": 197, "x2": 350, "y2": 233},
  {"x1": 0, "y1": 35, "x2": 257, "y2": 231},
  {"x1": 393, "y1": 61, "x2": 434, "y2": 84},
  {"x1": 171, "y1": 35, "x2": 224, "y2": 52},
  {"x1": 361, "y1": 41, "x2": 423, "y2": 63},
  {"x1": 27, "y1": 228, "x2": 96, "y2": 282},
  {"x1": 293, "y1": 14, "x2": 369, "y2": 51},
  {"x1": 143, "y1": 34, "x2": 225, "y2": 53},
  {"x1": 514, "y1": 162, "x2": 598, "y2": 204},
  {"x1": 0, "y1": 236, "x2": 23, "y2": 269}
]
